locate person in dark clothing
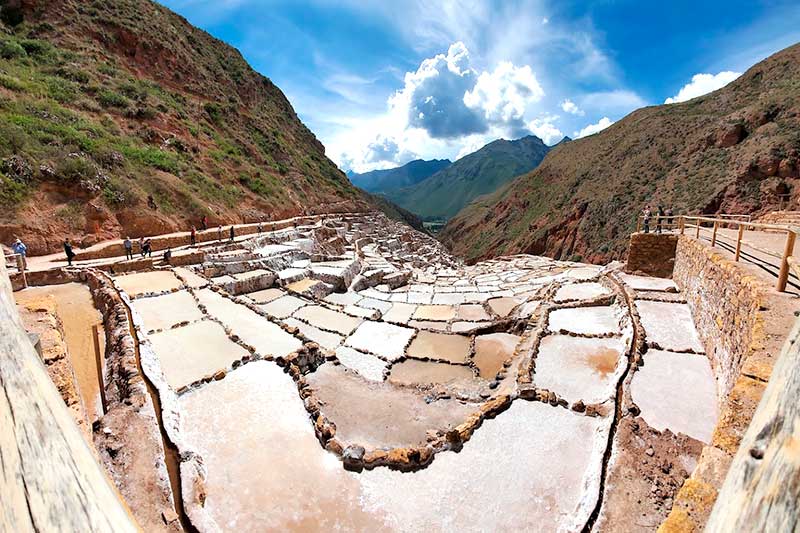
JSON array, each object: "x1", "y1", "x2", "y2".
[
  {"x1": 190, "y1": 226, "x2": 197, "y2": 246},
  {"x1": 123, "y1": 236, "x2": 133, "y2": 260},
  {"x1": 201, "y1": 215, "x2": 208, "y2": 230},
  {"x1": 217, "y1": 225, "x2": 223, "y2": 242},
  {"x1": 229, "y1": 225, "x2": 235, "y2": 242},
  {"x1": 656, "y1": 206, "x2": 665, "y2": 234},
  {"x1": 641, "y1": 206, "x2": 651, "y2": 234},
  {"x1": 665, "y1": 207, "x2": 674, "y2": 228},
  {"x1": 257, "y1": 221, "x2": 263, "y2": 234},
  {"x1": 163, "y1": 248, "x2": 172, "y2": 264},
  {"x1": 63, "y1": 239, "x2": 75, "y2": 266},
  {"x1": 142, "y1": 238, "x2": 152, "y2": 257}
]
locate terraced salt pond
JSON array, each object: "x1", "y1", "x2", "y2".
[
  {"x1": 104, "y1": 213, "x2": 721, "y2": 531},
  {"x1": 180, "y1": 361, "x2": 610, "y2": 532}
]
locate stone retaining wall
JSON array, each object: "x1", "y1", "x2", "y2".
[
  {"x1": 672, "y1": 237, "x2": 765, "y2": 400},
  {"x1": 625, "y1": 233, "x2": 678, "y2": 278},
  {"x1": 661, "y1": 236, "x2": 773, "y2": 532}
]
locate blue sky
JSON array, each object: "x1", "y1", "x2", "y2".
[{"x1": 159, "y1": 0, "x2": 800, "y2": 173}]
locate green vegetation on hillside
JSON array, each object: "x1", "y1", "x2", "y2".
[{"x1": 0, "y1": 0, "x2": 371, "y2": 252}]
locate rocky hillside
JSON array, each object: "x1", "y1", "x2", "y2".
[
  {"x1": 348, "y1": 158, "x2": 451, "y2": 193},
  {"x1": 384, "y1": 135, "x2": 550, "y2": 220},
  {"x1": 441, "y1": 43, "x2": 800, "y2": 264},
  {"x1": 0, "y1": 0, "x2": 382, "y2": 254}
]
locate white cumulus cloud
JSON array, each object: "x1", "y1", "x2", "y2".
[
  {"x1": 463, "y1": 61, "x2": 545, "y2": 135},
  {"x1": 527, "y1": 115, "x2": 563, "y2": 145},
  {"x1": 560, "y1": 99, "x2": 584, "y2": 116},
  {"x1": 575, "y1": 117, "x2": 614, "y2": 138},
  {"x1": 665, "y1": 71, "x2": 741, "y2": 104}
]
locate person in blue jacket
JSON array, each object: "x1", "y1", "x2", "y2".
[{"x1": 11, "y1": 238, "x2": 27, "y2": 270}]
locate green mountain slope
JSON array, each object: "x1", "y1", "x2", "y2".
[
  {"x1": 384, "y1": 135, "x2": 550, "y2": 220},
  {"x1": 348, "y1": 158, "x2": 451, "y2": 192},
  {"x1": 0, "y1": 0, "x2": 381, "y2": 253},
  {"x1": 440, "y1": 43, "x2": 800, "y2": 264}
]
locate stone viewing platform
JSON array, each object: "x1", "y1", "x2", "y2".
[{"x1": 2, "y1": 211, "x2": 799, "y2": 532}]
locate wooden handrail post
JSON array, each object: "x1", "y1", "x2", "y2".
[
  {"x1": 636, "y1": 217, "x2": 641, "y2": 233},
  {"x1": 735, "y1": 224, "x2": 744, "y2": 262},
  {"x1": 777, "y1": 230, "x2": 796, "y2": 292},
  {"x1": 696, "y1": 220, "x2": 701, "y2": 239},
  {"x1": 92, "y1": 324, "x2": 107, "y2": 416},
  {"x1": 711, "y1": 220, "x2": 719, "y2": 247},
  {"x1": 680, "y1": 216, "x2": 685, "y2": 235}
]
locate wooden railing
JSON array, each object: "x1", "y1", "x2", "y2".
[
  {"x1": 636, "y1": 214, "x2": 798, "y2": 292},
  {"x1": 0, "y1": 253, "x2": 137, "y2": 531}
]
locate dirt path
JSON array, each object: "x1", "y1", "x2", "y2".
[{"x1": 15, "y1": 283, "x2": 105, "y2": 422}]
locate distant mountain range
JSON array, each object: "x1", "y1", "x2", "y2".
[
  {"x1": 381, "y1": 135, "x2": 551, "y2": 220},
  {"x1": 440, "y1": 43, "x2": 800, "y2": 264},
  {"x1": 348, "y1": 159, "x2": 452, "y2": 192},
  {"x1": 346, "y1": 135, "x2": 559, "y2": 222}
]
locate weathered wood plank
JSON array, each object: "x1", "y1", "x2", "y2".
[
  {"x1": 0, "y1": 253, "x2": 138, "y2": 532},
  {"x1": 705, "y1": 318, "x2": 800, "y2": 532}
]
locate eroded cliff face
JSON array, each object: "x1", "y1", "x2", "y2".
[
  {"x1": 0, "y1": 0, "x2": 380, "y2": 254},
  {"x1": 440, "y1": 43, "x2": 800, "y2": 265}
]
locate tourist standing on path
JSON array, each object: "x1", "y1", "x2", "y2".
[
  {"x1": 163, "y1": 248, "x2": 172, "y2": 264},
  {"x1": 656, "y1": 206, "x2": 665, "y2": 234},
  {"x1": 642, "y1": 205, "x2": 651, "y2": 233},
  {"x1": 11, "y1": 238, "x2": 27, "y2": 270},
  {"x1": 142, "y1": 238, "x2": 152, "y2": 258},
  {"x1": 63, "y1": 239, "x2": 75, "y2": 266},
  {"x1": 229, "y1": 225, "x2": 235, "y2": 242},
  {"x1": 217, "y1": 225, "x2": 223, "y2": 242},
  {"x1": 665, "y1": 207, "x2": 674, "y2": 228},
  {"x1": 258, "y1": 221, "x2": 263, "y2": 234},
  {"x1": 201, "y1": 215, "x2": 208, "y2": 230},
  {"x1": 123, "y1": 236, "x2": 133, "y2": 260},
  {"x1": 190, "y1": 226, "x2": 197, "y2": 246}
]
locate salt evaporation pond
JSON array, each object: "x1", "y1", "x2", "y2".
[
  {"x1": 179, "y1": 361, "x2": 610, "y2": 532},
  {"x1": 535, "y1": 335, "x2": 627, "y2": 404},
  {"x1": 133, "y1": 290, "x2": 203, "y2": 331},
  {"x1": 631, "y1": 349, "x2": 718, "y2": 442},
  {"x1": 548, "y1": 306, "x2": 621, "y2": 336},
  {"x1": 635, "y1": 301, "x2": 704, "y2": 352}
]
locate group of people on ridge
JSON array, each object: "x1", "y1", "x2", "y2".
[
  {"x1": 10, "y1": 215, "x2": 269, "y2": 270},
  {"x1": 641, "y1": 205, "x2": 673, "y2": 234}
]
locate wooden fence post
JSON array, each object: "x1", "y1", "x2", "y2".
[
  {"x1": 777, "y1": 231, "x2": 796, "y2": 292},
  {"x1": 636, "y1": 217, "x2": 641, "y2": 233},
  {"x1": 711, "y1": 221, "x2": 719, "y2": 247},
  {"x1": 696, "y1": 220, "x2": 701, "y2": 239},
  {"x1": 735, "y1": 225, "x2": 744, "y2": 262},
  {"x1": 680, "y1": 217, "x2": 685, "y2": 235},
  {"x1": 92, "y1": 324, "x2": 107, "y2": 416}
]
